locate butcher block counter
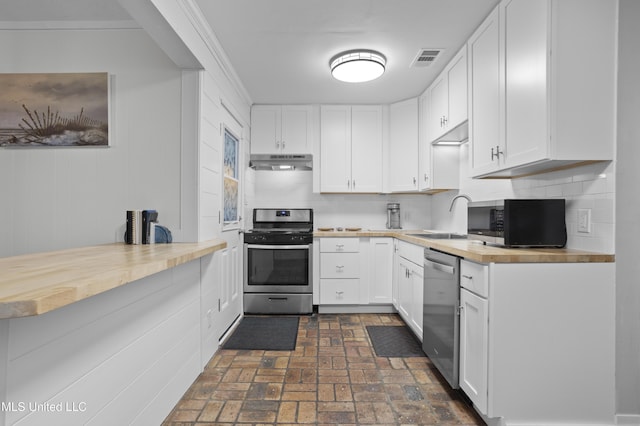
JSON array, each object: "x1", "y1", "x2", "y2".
[
  {"x1": 314, "y1": 230, "x2": 614, "y2": 263},
  {"x1": 0, "y1": 240, "x2": 226, "y2": 319}
]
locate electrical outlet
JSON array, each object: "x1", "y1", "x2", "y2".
[{"x1": 577, "y1": 209, "x2": 591, "y2": 233}]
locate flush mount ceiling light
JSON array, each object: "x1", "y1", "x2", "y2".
[{"x1": 330, "y1": 50, "x2": 386, "y2": 83}]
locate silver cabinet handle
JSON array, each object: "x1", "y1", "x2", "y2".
[
  {"x1": 282, "y1": 140, "x2": 285, "y2": 149},
  {"x1": 462, "y1": 274, "x2": 473, "y2": 280},
  {"x1": 336, "y1": 265, "x2": 344, "y2": 271}
]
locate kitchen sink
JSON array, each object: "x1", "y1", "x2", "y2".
[{"x1": 408, "y1": 233, "x2": 468, "y2": 240}]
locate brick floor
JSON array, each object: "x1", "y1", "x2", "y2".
[{"x1": 162, "y1": 313, "x2": 485, "y2": 425}]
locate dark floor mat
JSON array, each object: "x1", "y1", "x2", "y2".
[
  {"x1": 222, "y1": 316, "x2": 299, "y2": 350},
  {"x1": 367, "y1": 325, "x2": 425, "y2": 357}
]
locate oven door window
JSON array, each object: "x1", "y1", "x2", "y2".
[{"x1": 246, "y1": 246, "x2": 310, "y2": 286}]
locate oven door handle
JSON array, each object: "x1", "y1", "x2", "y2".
[{"x1": 246, "y1": 244, "x2": 311, "y2": 250}]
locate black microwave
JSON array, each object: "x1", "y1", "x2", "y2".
[{"x1": 467, "y1": 199, "x2": 567, "y2": 247}]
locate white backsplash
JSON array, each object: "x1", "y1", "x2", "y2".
[
  {"x1": 245, "y1": 170, "x2": 432, "y2": 231},
  {"x1": 431, "y1": 144, "x2": 615, "y2": 253}
]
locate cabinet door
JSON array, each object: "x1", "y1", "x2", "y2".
[
  {"x1": 397, "y1": 259, "x2": 412, "y2": 321},
  {"x1": 469, "y1": 6, "x2": 504, "y2": 176},
  {"x1": 409, "y1": 264, "x2": 424, "y2": 338},
  {"x1": 351, "y1": 105, "x2": 383, "y2": 192},
  {"x1": 418, "y1": 93, "x2": 432, "y2": 191},
  {"x1": 389, "y1": 98, "x2": 419, "y2": 192},
  {"x1": 502, "y1": 0, "x2": 549, "y2": 168},
  {"x1": 369, "y1": 238, "x2": 393, "y2": 304},
  {"x1": 281, "y1": 105, "x2": 312, "y2": 154},
  {"x1": 429, "y1": 75, "x2": 448, "y2": 141},
  {"x1": 251, "y1": 105, "x2": 281, "y2": 154},
  {"x1": 446, "y1": 48, "x2": 468, "y2": 129},
  {"x1": 459, "y1": 288, "x2": 489, "y2": 414},
  {"x1": 320, "y1": 105, "x2": 351, "y2": 192}
]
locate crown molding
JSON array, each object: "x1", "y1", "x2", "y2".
[
  {"x1": 178, "y1": 0, "x2": 253, "y2": 107},
  {"x1": 0, "y1": 20, "x2": 140, "y2": 30}
]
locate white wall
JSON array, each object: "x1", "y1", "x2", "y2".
[
  {"x1": 615, "y1": 0, "x2": 640, "y2": 420},
  {"x1": 0, "y1": 29, "x2": 183, "y2": 257}
]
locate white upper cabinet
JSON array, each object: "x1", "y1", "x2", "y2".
[
  {"x1": 468, "y1": 5, "x2": 503, "y2": 175},
  {"x1": 419, "y1": 92, "x2": 459, "y2": 192},
  {"x1": 427, "y1": 46, "x2": 468, "y2": 143},
  {"x1": 469, "y1": 0, "x2": 617, "y2": 178},
  {"x1": 251, "y1": 105, "x2": 313, "y2": 154},
  {"x1": 320, "y1": 105, "x2": 383, "y2": 193},
  {"x1": 389, "y1": 98, "x2": 419, "y2": 192}
]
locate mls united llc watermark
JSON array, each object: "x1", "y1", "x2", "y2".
[{"x1": 1, "y1": 401, "x2": 87, "y2": 413}]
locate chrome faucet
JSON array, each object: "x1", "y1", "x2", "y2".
[{"x1": 449, "y1": 194, "x2": 472, "y2": 212}]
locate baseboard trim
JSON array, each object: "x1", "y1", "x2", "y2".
[
  {"x1": 616, "y1": 414, "x2": 640, "y2": 425},
  {"x1": 317, "y1": 304, "x2": 396, "y2": 314}
]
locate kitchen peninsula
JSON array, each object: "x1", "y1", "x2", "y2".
[{"x1": 0, "y1": 240, "x2": 226, "y2": 425}]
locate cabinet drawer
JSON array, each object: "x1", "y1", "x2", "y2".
[
  {"x1": 319, "y1": 238, "x2": 359, "y2": 253},
  {"x1": 320, "y1": 253, "x2": 360, "y2": 278},
  {"x1": 320, "y1": 279, "x2": 360, "y2": 304},
  {"x1": 397, "y1": 240, "x2": 423, "y2": 265},
  {"x1": 460, "y1": 259, "x2": 489, "y2": 298}
]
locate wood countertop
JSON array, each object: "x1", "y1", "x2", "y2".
[
  {"x1": 314, "y1": 230, "x2": 614, "y2": 264},
  {"x1": 0, "y1": 240, "x2": 227, "y2": 319}
]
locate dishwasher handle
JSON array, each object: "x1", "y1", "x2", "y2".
[{"x1": 424, "y1": 257, "x2": 455, "y2": 275}]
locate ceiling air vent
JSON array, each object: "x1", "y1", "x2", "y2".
[{"x1": 411, "y1": 48, "x2": 443, "y2": 68}]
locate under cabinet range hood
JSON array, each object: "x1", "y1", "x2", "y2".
[{"x1": 249, "y1": 154, "x2": 313, "y2": 171}]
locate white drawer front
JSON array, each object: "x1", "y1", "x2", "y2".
[
  {"x1": 397, "y1": 240, "x2": 424, "y2": 265},
  {"x1": 320, "y1": 253, "x2": 360, "y2": 278},
  {"x1": 319, "y1": 238, "x2": 359, "y2": 253},
  {"x1": 320, "y1": 279, "x2": 360, "y2": 304},
  {"x1": 460, "y1": 259, "x2": 489, "y2": 298}
]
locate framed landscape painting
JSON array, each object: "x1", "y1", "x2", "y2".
[{"x1": 0, "y1": 72, "x2": 109, "y2": 147}]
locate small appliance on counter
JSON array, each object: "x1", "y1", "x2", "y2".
[
  {"x1": 467, "y1": 199, "x2": 567, "y2": 247},
  {"x1": 386, "y1": 203, "x2": 401, "y2": 229}
]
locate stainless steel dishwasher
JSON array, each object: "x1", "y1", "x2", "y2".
[{"x1": 422, "y1": 247, "x2": 460, "y2": 389}]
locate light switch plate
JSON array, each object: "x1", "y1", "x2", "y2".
[{"x1": 578, "y1": 208, "x2": 591, "y2": 233}]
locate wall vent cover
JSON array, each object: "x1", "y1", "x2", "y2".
[{"x1": 411, "y1": 48, "x2": 443, "y2": 67}]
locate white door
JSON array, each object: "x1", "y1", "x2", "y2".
[
  {"x1": 351, "y1": 105, "x2": 383, "y2": 192},
  {"x1": 281, "y1": 105, "x2": 312, "y2": 153},
  {"x1": 217, "y1": 230, "x2": 242, "y2": 339},
  {"x1": 409, "y1": 264, "x2": 424, "y2": 338},
  {"x1": 459, "y1": 288, "x2": 489, "y2": 413},
  {"x1": 250, "y1": 105, "x2": 280, "y2": 154},
  {"x1": 397, "y1": 258, "x2": 411, "y2": 320},
  {"x1": 389, "y1": 98, "x2": 419, "y2": 192},
  {"x1": 502, "y1": 0, "x2": 549, "y2": 168},
  {"x1": 469, "y1": 5, "x2": 503, "y2": 176},
  {"x1": 216, "y1": 117, "x2": 243, "y2": 340},
  {"x1": 320, "y1": 105, "x2": 351, "y2": 192}
]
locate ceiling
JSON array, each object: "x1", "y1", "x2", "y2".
[{"x1": 1, "y1": 0, "x2": 500, "y2": 105}]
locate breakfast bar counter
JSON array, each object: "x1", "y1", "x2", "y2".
[{"x1": 0, "y1": 240, "x2": 226, "y2": 319}]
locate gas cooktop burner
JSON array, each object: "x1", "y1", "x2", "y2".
[{"x1": 245, "y1": 208, "x2": 313, "y2": 244}]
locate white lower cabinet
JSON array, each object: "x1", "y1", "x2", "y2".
[
  {"x1": 317, "y1": 237, "x2": 393, "y2": 310},
  {"x1": 459, "y1": 286, "x2": 489, "y2": 413},
  {"x1": 395, "y1": 240, "x2": 424, "y2": 339},
  {"x1": 458, "y1": 259, "x2": 615, "y2": 425}
]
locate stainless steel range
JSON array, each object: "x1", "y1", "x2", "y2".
[{"x1": 243, "y1": 208, "x2": 313, "y2": 314}]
